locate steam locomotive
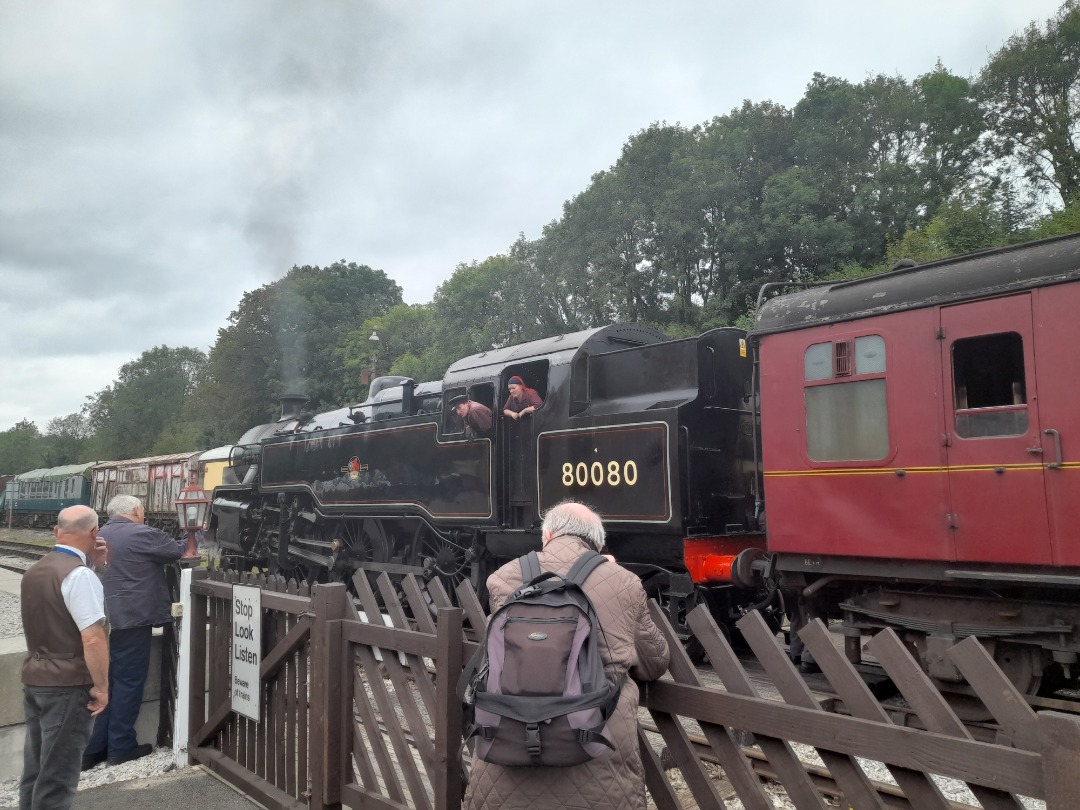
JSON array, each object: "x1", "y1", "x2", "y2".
[
  {"x1": 212, "y1": 231, "x2": 1080, "y2": 694},
  {"x1": 210, "y1": 324, "x2": 763, "y2": 641}
]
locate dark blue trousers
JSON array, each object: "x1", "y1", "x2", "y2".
[
  {"x1": 86, "y1": 625, "x2": 152, "y2": 759},
  {"x1": 20, "y1": 684, "x2": 94, "y2": 810}
]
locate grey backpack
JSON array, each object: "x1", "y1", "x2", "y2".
[{"x1": 458, "y1": 550, "x2": 622, "y2": 767}]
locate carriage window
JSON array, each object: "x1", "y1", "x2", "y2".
[
  {"x1": 804, "y1": 336, "x2": 889, "y2": 462},
  {"x1": 855, "y1": 335, "x2": 886, "y2": 374},
  {"x1": 952, "y1": 332, "x2": 1028, "y2": 438},
  {"x1": 804, "y1": 343, "x2": 832, "y2": 380}
]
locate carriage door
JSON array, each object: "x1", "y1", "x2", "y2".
[{"x1": 939, "y1": 293, "x2": 1052, "y2": 565}]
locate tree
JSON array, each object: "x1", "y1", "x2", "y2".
[
  {"x1": 691, "y1": 100, "x2": 797, "y2": 321},
  {"x1": 198, "y1": 261, "x2": 403, "y2": 441},
  {"x1": 886, "y1": 195, "x2": 1014, "y2": 264},
  {"x1": 84, "y1": 346, "x2": 207, "y2": 459},
  {"x1": 1028, "y1": 198, "x2": 1080, "y2": 237},
  {"x1": 339, "y1": 304, "x2": 441, "y2": 401},
  {"x1": 979, "y1": 1, "x2": 1080, "y2": 205},
  {"x1": 792, "y1": 70, "x2": 983, "y2": 265},
  {"x1": 0, "y1": 420, "x2": 46, "y2": 474},
  {"x1": 430, "y1": 255, "x2": 554, "y2": 361},
  {"x1": 43, "y1": 413, "x2": 91, "y2": 466}
]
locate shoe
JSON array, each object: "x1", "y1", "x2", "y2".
[
  {"x1": 106, "y1": 743, "x2": 153, "y2": 766},
  {"x1": 799, "y1": 660, "x2": 821, "y2": 675},
  {"x1": 81, "y1": 751, "x2": 106, "y2": 771}
]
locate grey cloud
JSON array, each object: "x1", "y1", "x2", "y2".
[{"x1": 0, "y1": 0, "x2": 1065, "y2": 430}]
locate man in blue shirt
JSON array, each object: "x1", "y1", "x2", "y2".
[{"x1": 82, "y1": 495, "x2": 185, "y2": 769}]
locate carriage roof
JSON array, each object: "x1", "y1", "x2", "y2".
[{"x1": 751, "y1": 232, "x2": 1080, "y2": 337}]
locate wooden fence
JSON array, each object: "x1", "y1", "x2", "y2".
[{"x1": 186, "y1": 568, "x2": 1080, "y2": 809}]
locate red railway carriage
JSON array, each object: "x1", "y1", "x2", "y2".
[{"x1": 750, "y1": 232, "x2": 1080, "y2": 693}]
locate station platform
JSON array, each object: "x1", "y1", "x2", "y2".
[
  {"x1": 1, "y1": 566, "x2": 261, "y2": 807},
  {"x1": 73, "y1": 765, "x2": 264, "y2": 809}
]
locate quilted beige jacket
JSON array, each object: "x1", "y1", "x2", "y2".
[{"x1": 464, "y1": 535, "x2": 670, "y2": 810}]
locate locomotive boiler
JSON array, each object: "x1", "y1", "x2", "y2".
[
  {"x1": 210, "y1": 324, "x2": 764, "y2": 637},
  {"x1": 750, "y1": 231, "x2": 1080, "y2": 694}
]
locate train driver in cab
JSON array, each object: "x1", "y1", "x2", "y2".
[
  {"x1": 450, "y1": 395, "x2": 493, "y2": 438},
  {"x1": 502, "y1": 376, "x2": 543, "y2": 420}
]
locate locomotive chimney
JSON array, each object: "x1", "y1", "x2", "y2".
[{"x1": 279, "y1": 394, "x2": 309, "y2": 421}]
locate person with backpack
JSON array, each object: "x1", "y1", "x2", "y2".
[{"x1": 464, "y1": 500, "x2": 669, "y2": 810}]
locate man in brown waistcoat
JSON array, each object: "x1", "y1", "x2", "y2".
[{"x1": 20, "y1": 505, "x2": 109, "y2": 810}]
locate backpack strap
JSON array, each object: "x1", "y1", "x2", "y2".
[
  {"x1": 518, "y1": 551, "x2": 542, "y2": 584},
  {"x1": 565, "y1": 549, "x2": 606, "y2": 588}
]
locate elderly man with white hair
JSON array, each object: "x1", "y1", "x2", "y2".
[
  {"x1": 81, "y1": 494, "x2": 186, "y2": 770},
  {"x1": 465, "y1": 500, "x2": 670, "y2": 810}
]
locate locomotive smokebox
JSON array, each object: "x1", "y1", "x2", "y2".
[{"x1": 279, "y1": 394, "x2": 309, "y2": 421}]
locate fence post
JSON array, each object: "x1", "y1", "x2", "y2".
[
  {"x1": 309, "y1": 583, "x2": 348, "y2": 810},
  {"x1": 434, "y1": 607, "x2": 464, "y2": 810},
  {"x1": 1039, "y1": 710, "x2": 1080, "y2": 808},
  {"x1": 186, "y1": 568, "x2": 208, "y2": 765}
]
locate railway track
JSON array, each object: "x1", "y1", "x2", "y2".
[{"x1": 0, "y1": 539, "x2": 49, "y2": 573}]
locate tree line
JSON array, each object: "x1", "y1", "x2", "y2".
[{"x1": 2, "y1": 1, "x2": 1078, "y2": 475}]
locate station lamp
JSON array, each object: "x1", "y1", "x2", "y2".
[{"x1": 174, "y1": 480, "x2": 210, "y2": 560}]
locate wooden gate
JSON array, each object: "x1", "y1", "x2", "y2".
[{"x1": 186, "y1": 569, "x2": 1080, "y2": 809}]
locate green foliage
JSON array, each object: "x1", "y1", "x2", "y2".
[
  {"x1": 84, "y1": 346, "x2": 207, "y2": 460},
  {"x1": 1028, "y1": 199, "x2": 1080, "y2": 238},
  {"x1": 197, "y1": 261, "x2": 403, "y2": 441},
  {"x1": 339, "y1": 304, "x2": 441, "y2": 400},
  {"x1": 0, "y1": 420, "x2": 46, "y2": 475},
  {"x1": 979, "y1": 1, "x2": 1080, "y2": 205},
  {"x1": 43, "y1": 413, "x2": 91, "y2": 467},
  {"x1": 886, "y1": 199, "x2": 1014, "y2": 264}
]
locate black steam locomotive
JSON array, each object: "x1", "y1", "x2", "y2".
[{"x1": 210, "y1": 324, "x2": 764, "y2": 638}]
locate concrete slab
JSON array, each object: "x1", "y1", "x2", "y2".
[
  {"x1": 0, "y1": 568, "x2": 23, "y2": 597},
  {"x1": 73, "y1": 766, "x2": 265, "y2": 809}
]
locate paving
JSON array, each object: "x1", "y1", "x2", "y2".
[
  {"x1": 1, "y1": 563, "x2": 262, "y2": 807},
  {"x1": 73, "y1": 766, "x2": 265, "y2": 809}
]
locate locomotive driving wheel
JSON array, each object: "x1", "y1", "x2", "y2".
[
  {"x1": 269, "y1": 548, "x2": 322, "y2": 586},
  {"x1": 410, "y1": 523, "x2": 471, "y2": 606},
  {"x1": 325, "y1": 518, "x2": 389, "y2": 592}
]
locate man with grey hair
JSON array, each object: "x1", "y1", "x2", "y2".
[
  {"x1": 540, "y1": 499, "x2": 607, "y2": 552},
  {"x1": 466, "y1": 500, "x2": 670, "y2": 810},
  {"x1": 20, "y1": 505, "x2": 109, "y2": 809},
  {"x1": 82, "y1": 495, "x2": 185, "y2": 770}
]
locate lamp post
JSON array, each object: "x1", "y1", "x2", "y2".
[
  {"x1": 368, "y1": 329, "x2": 380, "y2": 379},
  {"x1": 174, "y1": 480, "x2": 210, "y2": 560}
]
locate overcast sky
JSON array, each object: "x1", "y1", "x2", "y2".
[{"x1": 0, "y1": 0, "x2": 1064, "y2": 433}]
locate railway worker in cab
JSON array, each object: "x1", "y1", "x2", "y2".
[
  {"x1": 502, "y1": 375, "x2": 543, "y2": 420},
  {"x1": 82, "y1": 494, "x2": 186, "y2": 770},
  {"x1": 20, "y1": 505, "x2": 109, "y2": 810},
  {"x1": 450, "y1": 394, "x2": 493, "y2": 438}
]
